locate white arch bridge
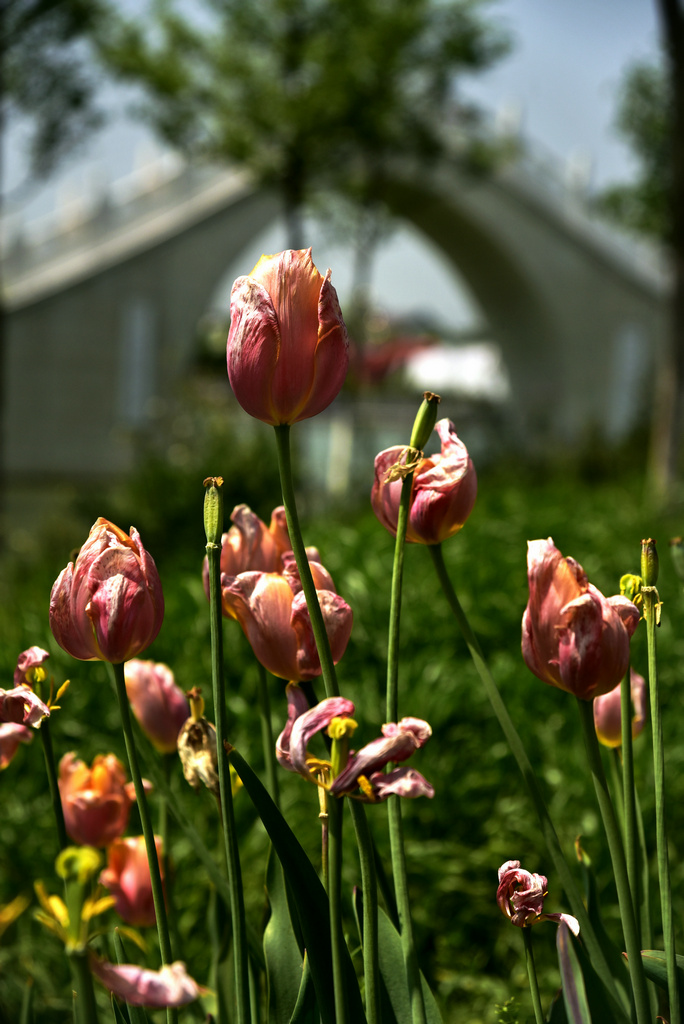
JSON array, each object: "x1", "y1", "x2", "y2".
[{"x1": 1, "y1": 145, "x2": 669, "y2": 493}]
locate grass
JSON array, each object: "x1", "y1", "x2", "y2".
[{"x1": 1, "y1": 433, "x2": 684, "y2": 1023}]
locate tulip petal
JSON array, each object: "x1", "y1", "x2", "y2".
[
  {"x1": 289, "y1": 697, "x2": 355, "y2": 779},
  {"x1": 0, "y1": 722, "x2": 33, "y2": 769},
  {"x1": 227, "y1": 276, "x2": 281, "y2": 424},
  {"x1": 330, "y1": 718, "x2": 431, "y2": 795},
  {"x1": 364, "y1": 766, "x2": 435, "y2": 800},
  {"x1": 90, "y1": 957, "x2": 201, "y2": 1007}
]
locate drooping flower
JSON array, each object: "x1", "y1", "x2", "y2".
[
  {"x1": 497, "y1": 860, "x2": 579, "y2": 934},
  {"x1": 221, "y1": 554, "x2": 352, "y2": 681},
  {"x1": 276, "y1": 686, "x2": 434, "y2": 802},
  {"x1": 0, "y1": 723, "x2": 34, "y2": 769},
  {"x1": 593, "y1": 668, "x2": 647, "y2": 748},
  {"x1": 124, "y1": 660, "x2": 189, "y2": 754},
  {"x1": 14, "y1": 646, "x2": 50, "y2": 687},
  {"x1": 50, "y1": 518, "x2": 164, "y2": 664},
  {"x1": 522, "y1": 538, "x2": 640, "y2": 700},
  {"x1": 0, "y1": 686, "x2": 50, "y2": 726},
  {"x1": 100, "y1": 835, "x2": 163, "y2": 927},
  {"x1": 371, "y1": 419, "x2": 477, "y2": 544},
  {"x1": 90, "y1": 957, "x2": 203, "y2": 1008},
  {"x1": 227, "y1": 248, "x2": 349, "y2": 425},
  {"x1": 58, "y1": 753, "x2": 140, "y2": 847}
]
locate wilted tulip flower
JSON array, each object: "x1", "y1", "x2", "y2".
[
  {"x1": 497, "y1": 859, "x2": 579, "y2": 934},
  {"x1": 522, "y1": 538, "x2": 640, "y2": 701},
  {"x1": 50, "y1": 518, "x2": 164, "y2": 664},
  {"x1": 227, "y1": 248, "x2": 349, "y2": 425},
  {"x1": 58, "y1": 752, "x2": 140, "y2": 847},
  {"x1": 593, "y1": 668, "x2": 647, "y2": 748},
  {"x1": 371, "y1": 419, "x2": 477, "y2": 544},
  {"x1": 90, "y1": 957, "x2": 203, "y2": 1008},
  {"x1": 14, "y1": 646, "x2": 50, "y2": 687},
  {"x1": 0, "y1": 723, "x2": 34, "y2": 769},
  {"x1": 124, "y1": 660, "x2": 189, "y2": 753},
  {"x1": 100, "y1": 835, "x2": 163, "y2": 927},
  {"x1": 277, "y1": 686, "x2": 435, "y2": 802},
  {"x1": 221, "y1": 554, "x2": 352, "y2": 681}
]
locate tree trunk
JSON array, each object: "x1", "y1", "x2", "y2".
[{"x1": 648, "y1": 0, "x2": 684, "y2": 501}]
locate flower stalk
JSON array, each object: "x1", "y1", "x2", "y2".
[
  {"x1": 576, "y1": 697, "x2": 650, "y2": 1024},
  {"x1": 428, "y1": 542, "x2": 630, "y2": 1021},
  {"x1": 111, "y1": 661, "x2": 177, "y2": 1024},
  {"x1": 641, "y1": 538, "x2": 679, "y2": 1024},
  {"x1": 39, "y1": 719, "x2": 68, "y2": 852},
  {"x1": 522, "y1": 928, "x2": 544, "y2": 1024},
  {"x1": 273, "y1": 424, "x2": 339, "y2": 698},
  {"x1": 204, "y1": 477, "x2": 251, "y2": 1024}
]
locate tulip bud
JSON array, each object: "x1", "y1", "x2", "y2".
[
  {"x1": 409, "y1": 392, "x2": 441, "y2": 451},
  {"x1": 124, "y1": 660, "x2": 190, "y2": 754},
  {"x1": 50, "y1": 518, "x2": 164, "y2": 664},
  {"x1": 640, "y1": 538, "x2": 659, "y2": 587},
  {"x1": 227, "y1": 248, "x2": 349, "y2": 425}
]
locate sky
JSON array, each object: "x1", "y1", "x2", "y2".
[{"x1": 3, "y1": 0, "x2": 664, "y2": 329}]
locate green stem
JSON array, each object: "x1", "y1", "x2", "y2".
[
  {"x1": 620, "y1": 665, "x2": 639, "y2": 946},
  {"x1": 427, "y1": 542, "x2": 630, "y2": 1022},
  {"x1": 522, "y1": 928, "x2": 545, "y2": 1024},
  {"x1": 349, "y1": 800, "x2": 380, "y2": 1024},
  {"x1": 256, "y1": 660, "x2": 280, "y2": 808},
  {"x1": 327, "y1": 795, "x2": 348, "y2": 1024},
  {"x1": 112, "y1": 663, "x2": 178, "y2": 1024},
  {"x1": 385, "y1": 466, "x2": 426, "y2": 1024},
  {"x1": 160, "y1": 754, "x2": 181, "y2": 959},
  {"x1": 273, "y1": 424, "x2": 339, "y2": 698},
  {"x1": 68, "y1": 951, "x2": 100, "y2": 1024},
  {"x1": 40, "y1": 718, "x2": 68, "y2": 851},
  {"x1": 576, "y1": 698, "x2": 651, "y2": 1024},
  {"x1": 207, "y1": 535, "x2": 251, "y2": 1024},
  {"x1": 643, "y1": 588, "x2": 680, "y2": 1024}
]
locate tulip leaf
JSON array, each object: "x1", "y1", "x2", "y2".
[
  {"x1": 638, "y1": 949, "x2": 684, "y2": 999},
  {"x1": 110, "y1": 996, "x2": 131, "y2": 1024},
  {"x1": 228, "y1": 746, "x2": 367, "y2": 1024},
  {"x1": 289, "y1": 954, "x2": 319, "y2": 1024},
  {"x1": 263, "y1": 844, "x2": 314, "y2": 1024},
  {"x1": 556, "y1": 922, "x2": 592, "y2": 1024},
  {"x1": 376, "y1": 906, "x2": 443, "y2": 1024}
]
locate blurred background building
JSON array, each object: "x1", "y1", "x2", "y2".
[{"x1": 1, "y1": 0, "x2": 676, "y2": 532}]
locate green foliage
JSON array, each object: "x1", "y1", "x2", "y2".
[
  {"x1": 596, "y1": 61, "x2": 671, "y2": 239},
  {"x1": 4, "y1": 0, "x2": 109, "y2": 178},
  {"x1": 93, "y1": 0, "x2": 509, "y2": 240},
  {"x1": 2, "y1": 439, "x2": 684, "y2": 1022}
]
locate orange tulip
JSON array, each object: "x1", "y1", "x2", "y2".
[{"x1": 58, "y1": 752, "x2": 137, "y2": 847}]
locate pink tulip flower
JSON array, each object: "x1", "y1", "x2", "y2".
[
  {"x1": 14, "y1": 646, "x2": 50, "y2": 687},
  {"x1": 522, "y1": 538, "x2": 640, "y2": 700},
  {"x1": 100, "y1": 835, "x2": 163, "y2": 927},
  {"x1": 371, "y1": 419, "x2": 477, "y2": 544},
  {"x1": 0, "y1": 723, "x2": 34, "y2": 769},
  {"x1": 90, "y1": 957, "x2": 202, "y2": 1008},
  {"x1": 593, "y1": 668, "x2": 647, "y2": 748},
  {"x1": 497, "y1": 860, "x2": 579, "y2": 934},
  {"x1": 221, "y1": 556, "x2": 352, "y2": 681},
  {"x1": 58, "y1": 752, "x2": 138, "y2": 847},
  {"x1": 50, "y1": 518, "x2": 164, "y2": 664},
  {"x1": 227, "y1": 248, "x2": 349, "y2": 425},
  {"x1": 124, "y1": 660, "x2": 189, "y2": 753}
]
